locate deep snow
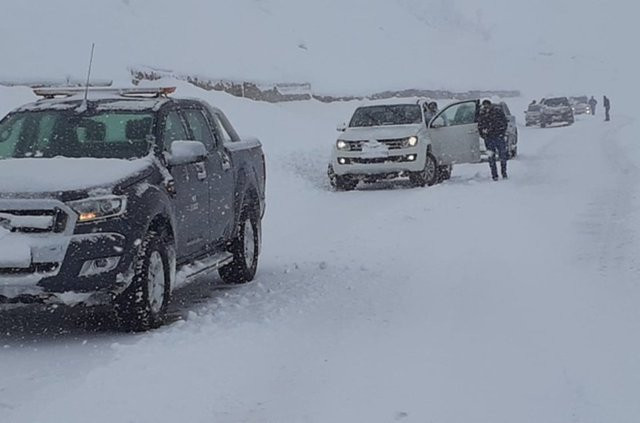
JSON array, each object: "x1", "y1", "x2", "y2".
[{"x1": 0, "y1": 82, "x2": 639, "y2": 422}]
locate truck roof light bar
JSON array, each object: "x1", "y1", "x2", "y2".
[{"x1": 33, "y1": 86, "x2": 176, "y2": 99}]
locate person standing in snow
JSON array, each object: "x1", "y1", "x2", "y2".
[
  {"x1": 604, "y1": 95, "x2": 611, "y2": 121},
  {"x1": 589, "y1": 96, "x2": 598, "y2": 116},
  {"x1": 478, "y1": 99, "x2": 509, "y2": 181}
]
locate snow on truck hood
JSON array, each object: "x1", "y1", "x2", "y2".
[
  {"x1": 0, "y1": 157, "x2": 152, "y2": 194},
  {"x1": 339, "y1": 124, "x2": 423, "y2": 141}
]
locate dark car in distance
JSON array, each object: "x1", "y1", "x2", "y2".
[
  {"x1": 0, "y1": 87, "x2": 266, "y2": 330},
  {"x1": 540, "y1": 97, "x2": 575, "y2": 127}
]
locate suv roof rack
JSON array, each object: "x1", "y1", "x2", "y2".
[{"x1": 33, "y1": 86, "x2": 176, "y2": 99}]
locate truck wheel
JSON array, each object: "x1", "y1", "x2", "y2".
[
  {"x1": 115, "y1": 230, "x2": 173, "y2": 331},
  {"x1": 437, "y1": 165, "x2": 452, "y2": 182},
  {"x1": 219, "y1": 206, "x2": 260, "y2": 284},
  {"x1": 410, "y1": 153, "x2": 438, "y2": 187},
  {"x1": 328, "y1": 165, "x2": 357, "y2": 191}
]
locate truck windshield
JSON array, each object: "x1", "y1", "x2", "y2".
[
  {"x1": 0, "y1": 110, "x2": 155, "y2": 159},
  {"x1": 349, "y1": 105, "x2": 422, "y2": 127}
]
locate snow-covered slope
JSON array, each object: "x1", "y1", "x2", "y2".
[{"x1": 1, "y1": 0, "x2": 636, "y2": 97}]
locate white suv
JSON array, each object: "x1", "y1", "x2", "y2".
[{"x1": 329, "y1": 100, "x2": 485, "y2": 190}]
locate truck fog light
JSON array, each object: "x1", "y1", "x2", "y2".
[
  {"x1": 338, "y1": 158, "x2": 347, "y2": 165},
  {"x1": 79, "y1": 256, "x2": 121, "y2": 277},
  {"x1": 407, "y1": 155, "x2": 416, "y2": 161}
]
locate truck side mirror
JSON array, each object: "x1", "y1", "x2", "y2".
[
  {"x1": 167, "y1": 140, "x2": 207, "y2": 166},
  {"x1": 336, "y1": 122, "x2": 347, "y2": 132}
]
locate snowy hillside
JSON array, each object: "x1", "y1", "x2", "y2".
[{"x1": 2, "y1": 0, "x2": 636, "y2": 97}]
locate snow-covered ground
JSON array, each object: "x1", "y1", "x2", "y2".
[{"x1": 1, "y1": 82, "x2": 639, "y2": 422}]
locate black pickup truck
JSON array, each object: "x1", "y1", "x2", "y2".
[{"x1": 0, "y1": 87, "x2": 266, "y2": 330}]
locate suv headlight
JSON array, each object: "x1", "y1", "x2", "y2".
[
  {"x1": 407, "y1": 136, "x2": 418, "y2": 147},
  {"x1": 68, "y1": 195, "x2": 127, "y2": 223},
  {"x1": 336, "y1": 140, "x2": 349, "y2": 150}
]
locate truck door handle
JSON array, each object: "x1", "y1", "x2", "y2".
[
  {"x1": 220, "y1": 152, "x2": 232, "y2": 171},
  {"x1": 195, "y1": 162, "x2": 207, "y2": 181}
]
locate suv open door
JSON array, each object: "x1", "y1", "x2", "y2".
[{"x1": 428, "y1": 100, "x2": 481, "y2": 165}]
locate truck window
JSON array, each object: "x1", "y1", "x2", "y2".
[
  {"x1": 162, "y1": 110, "x2": 188, "y2": 151},
  {"x1": 183, "y1": 109, "x2": 216, "y2": 151},
  {"x1": 433, "y1": 102, "x2": 477, "y2": 127},
  {"x1": 211, "y1": 113, "x2": 233, "y2": 144}
]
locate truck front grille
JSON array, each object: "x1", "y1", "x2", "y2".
[
  {"x1": 0, "y1": 263, "x2": 59, "y2": 275},
  {"x1": 346, "y1": 138, "x2": 407, "y2": 152},
  {"x1": 378, "y1": 138, "x2": 406, "y2": 150},
  {"x1": 0, "y1": 208, "x2": 68, "y2": 234}
]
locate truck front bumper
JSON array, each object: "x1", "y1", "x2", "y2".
[
  {"x1": 0, "y1": 232, "x2": 132, "y2": 307},
  {"x1": 333, "y1": 150, "x2": 426, "y2": 177}
]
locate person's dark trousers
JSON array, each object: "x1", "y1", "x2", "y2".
[
  {"x1": 485, "y1": 136, "x2": 508, "y2": 179},
  {"x1": 605, "y1": 109, "x2": 610, "y2": 121},
  {"x1": 591, "y1": 105, "x2": 597, "y2": 116}
]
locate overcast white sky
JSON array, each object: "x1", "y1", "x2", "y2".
[{"x1": 1, "y1": 0, "x2": 636, "y2": 96}]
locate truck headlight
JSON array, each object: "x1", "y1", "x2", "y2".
[
  {"x1": 336, "y1": 140, "x2": 349, "y2": 150},
  {"x1": 68, "y1": 195, "x2": 127, "y2": 223},
  {"x1": 407, "y1": 136, "x2": 418, "y2": 147}
]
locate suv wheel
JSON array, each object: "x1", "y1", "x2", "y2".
[
  {"x1": 410, "y1": 153, "x2": 438, "y2": 187},
  {"x1": 219, "y1": 205, "x2": 260, "y2": 284},
  {"x1": 328, "y1": 165, "x2": 357, "y2": 191},
  {"x1": 437, "y1": 165, "x2": 452, "y2": 182},
  {"x1": 115, "y1": 230, "x2": 173, "y2": 331}
]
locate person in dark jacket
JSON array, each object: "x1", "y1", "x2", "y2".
[
  {"x1": 589, "y1": 96, "x2": 598, "y2": 116},
  {"x1": 604, "y1": 96, "x2": 611, "y2": 121},
  {"x1": 478, "y1": 99, "x2": 509, "y2": 181}
]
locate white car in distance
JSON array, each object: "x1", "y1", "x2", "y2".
[{"x1": 329, "y1": 100, "x2": 484, "y2": 190}]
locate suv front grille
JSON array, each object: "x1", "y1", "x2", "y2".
[
  {"x1": 346, "y1": 141, "x2": 364, "y2": 151},
  {"x1": 378, "y1": 138, "x2": 406, "y2": 150},
  {"x1": 0, "y1": 208, "x2": 68, "y2": 233},
  {"x1": 345, "y1": 138, "x2": 408, "y2": 152}
]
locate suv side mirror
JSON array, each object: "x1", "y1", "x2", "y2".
[
  {"x1": 168, "y1": 140, "x2": 207, "y2": 166},
  {"x1": 336, "y1": 122, "x2": 347, "y2": 132}
]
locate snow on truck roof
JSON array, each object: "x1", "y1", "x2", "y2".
[{"x1": 16, "y1": 87, "x2": 177, "y2": 112}]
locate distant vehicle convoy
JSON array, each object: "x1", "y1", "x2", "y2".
[
  {"x1": 526, "y1": 97, "x2": 578, "y2": 128},
  {"x1": 329, "y1": 99, "x2": 517, "y2": 190},
  {"x1": 540, "y1": 97, "x2": 575, "y2": 127},
  {"x1": 0, "y1": 87, "x2": 266, "y2": 330}
]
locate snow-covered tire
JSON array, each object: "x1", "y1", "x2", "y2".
[
  {"x1": 410, "y1": 153, "x2": 438, "y2": 187},
  {"x1": 328, "y1": 166, "x2": 358, "y2": 191},
  {"x1": 219, "y1": 205, "x2": 260, "y2": 285},
  {"x1": 115, "y1": 230, "x2": 173, "y2": 332},
  {"x1": 437, "y1": 165, "x2": 452, "y2": 182}
]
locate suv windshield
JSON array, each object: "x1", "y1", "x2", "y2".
[
  {"x1": 0, "y1": 109, "x2": 155, "y2": 159},
  {"x1": 544, "y1": 98, "x2": 570, "y2": 107},
  {"x1": 349, "y1": 105, "x2": 422, "y2": 127}
]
